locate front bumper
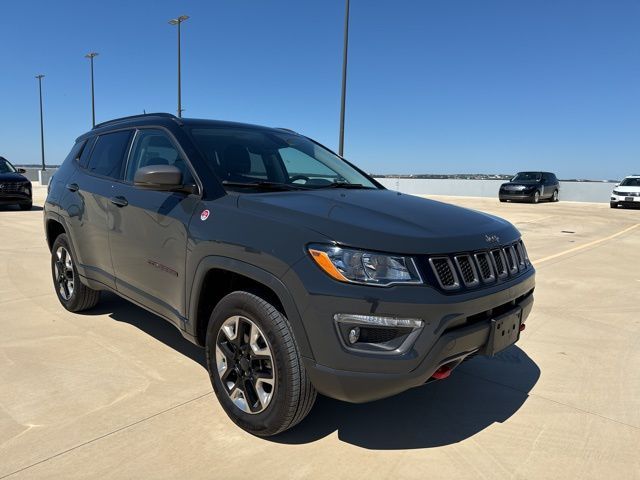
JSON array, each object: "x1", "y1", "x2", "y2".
[
  {"x1": 0, "y1": 192, "x2": 32, "y2": 205},
  {"x1": 499, "y1": 190, "x2": 536, "y2": 201},
  {"x1": 284, "y1": 258, "x2": 535, "y2": 403},
  {"x1": 611, "y1": 194, "x2": 640, "y2": 207}
]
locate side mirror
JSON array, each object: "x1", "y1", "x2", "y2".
[
  {"x1": 134, "y1": 165, "x2": 183, "y2": 191},
  {"x1": 17, "y1": 168, "x2": 27, "y2": 174}
]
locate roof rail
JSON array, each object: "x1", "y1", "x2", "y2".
[{"x1": 93, "y1": 113, "x2": 180, "y2": 130}]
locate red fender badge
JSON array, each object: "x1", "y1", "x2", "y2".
[{"x1": 200, "y1": 209, "x2": 210, "y2": 221}]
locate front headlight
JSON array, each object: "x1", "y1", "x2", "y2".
[{"x1": 308, "y1": 244, "x2": 422, "y2": 286}]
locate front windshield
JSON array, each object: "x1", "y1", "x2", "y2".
[
  {"x1": 512, "y1": 172, "x2": 541, "y2": 182},
  {"x1": 189, "y1": 127, "x2": 378, "y2": 190},
  {"x1": 0, "y1": 158, "x2": 17, "y2": 174},
  {"x1": 620, "y1": 178, "x2": 640, "y2": 187}
]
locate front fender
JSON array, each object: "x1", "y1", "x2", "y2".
[{"x1": 186, "y1": 255, "x2": 313, "y2": 359}]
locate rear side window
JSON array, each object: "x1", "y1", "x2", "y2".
[
  {"x1": 78, "y1": 137, "x2": 96, "y2": 169},
  {"x1": 87, "y1": 131, "x2": 132, "y2": 179},
  {"x1": 63, "y1": 140, "x2": 86, "y2": 165}
]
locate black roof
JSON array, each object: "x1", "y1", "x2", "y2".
[{"x1": 80, "y1": 112, "x2": 293, "y2": 141}]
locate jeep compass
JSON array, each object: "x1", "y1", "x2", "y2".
[{"x1": 44, "y1": 113, "x2": 535, "y2": 436}]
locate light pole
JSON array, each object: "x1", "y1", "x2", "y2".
[
  {"x1": 85, "y1": 52, "x2": 99, "y2": 127},
  {"x1": 168, "y1": 15, "x2": 189, "y2": 118},
  {"x1": 35, "y1": 74, "x2": 45, "y2": 171},
  {"x1": 338, "y1": 0, "x2": 350, "y2": 157}
]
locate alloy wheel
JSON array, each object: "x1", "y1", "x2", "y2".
[
  {"x1": 215, "y1": 315, "x2": 275, "y2": 414},
  {"x1": 54, "y1": 246, "x2": 74, "y2": 300}
]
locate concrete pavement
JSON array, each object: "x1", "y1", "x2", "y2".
[{"x1": 1, "y1": 188, "x2": 639, "y2": 479}]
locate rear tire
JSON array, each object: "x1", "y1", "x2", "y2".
[
  {"x1": 552, "y1": 190, "x2": 559, "y2": 202},
  {"x1": 51, "y1": 234, "x2": 100, "y2": 312},
  {"x1": 499, "y1": 198, "x2": 507, "y2": 203},
  {"x1": 205, "y1": 291, "x2": 316, "y2": 437}
]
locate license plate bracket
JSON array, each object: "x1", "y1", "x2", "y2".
[
  {"x1": 483, "y1": 308, "x2": 522, "y2": 356},
  {"x1": 625, "y1": 197, "x2": 634, "y2": 202}
]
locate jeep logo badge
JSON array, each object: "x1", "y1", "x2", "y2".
[{"x1": 485, "y1": 234, "x2": 500, "y2": 244}]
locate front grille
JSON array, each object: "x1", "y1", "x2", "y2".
[
  {"x1": 427, "y1": 240, "x2": 531, "y2": 292},
  {"x1": 0, "y1": 183, "x2": 25, "y2": 194}
]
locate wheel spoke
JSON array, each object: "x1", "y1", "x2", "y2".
[{"x1": 234, "y1": 317, "x2": 250, "y2": 348}]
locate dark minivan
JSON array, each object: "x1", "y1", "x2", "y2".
[
  {"x1": 44, "y1": 114, "x2": 535, "y2": 436},
  {"x1": 499, "y1": 171, "x2": 559, "y2": 203}
]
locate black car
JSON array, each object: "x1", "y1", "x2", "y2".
[
  {"x1": 44, "y1": 113, "x2": 535, "y2": 436},
  {"x1": 0, "y1": 157, "x2": 32, "y2": 210},
  {"x1": 499, "y1": 171, "x2": 559, "y2": 203}
]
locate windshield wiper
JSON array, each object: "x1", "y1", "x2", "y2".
[
  {"x1": 319, "y1": 182, "x2": 373, "y2": 189},
  {"x1": 222, "y1": 180, "x2": 309, "y2": 191}
]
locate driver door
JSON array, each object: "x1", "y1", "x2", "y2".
[{"x1": 108, "y1": 128, "x2": 200, "y2": 326}]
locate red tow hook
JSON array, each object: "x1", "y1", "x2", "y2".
[
  {"x1": 520, "y1": 323, "x2": 526, "y2": 332},
  {"x1": 431, "y1": 364, "x2": 453, "y2": 380}
]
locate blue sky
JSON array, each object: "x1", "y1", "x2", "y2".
[{"x1": 1, "y1": 0, "x2": 638, "y2": 180}]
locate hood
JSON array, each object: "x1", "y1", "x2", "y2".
[
  {"x1": 502, "y1": 181, "x2": 539, "y2": 187},
  {"x1": 615, "y1": 185, "x2": 640, "y2": 193},
  {"x1": 0, "y1": 172, "x2": 29, "y2": 183},
  {"x1": 237, "y1": 189, "x2": 520, "y2": 254}
]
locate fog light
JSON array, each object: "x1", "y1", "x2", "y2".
[
  {"x1": 334, "y1": 313, "x2": 423, "y2": 329},
  {"x1": 334, "y1": 313, "x2": 424, "y2": 354},
  {"x1": 348, "y1": 327, "x2": 360, "y2": 344}
]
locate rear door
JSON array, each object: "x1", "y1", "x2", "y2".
[
  {"x1": 108, "y1": 128, "x2": 201, "y2": 326},
  {"x1": 65, "y1": 130, "x2": 132, "y2": 289}
]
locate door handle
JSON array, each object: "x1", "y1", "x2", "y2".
[
  {"x1": 110, "y1": 196, "x2": 128, "y2": 208},
  {"x1": 65, "y1": 183, "x2": 79, "y2": 192}
]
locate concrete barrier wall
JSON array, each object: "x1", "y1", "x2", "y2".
[
  {"x1": 14, "y1": 167, "x2": 615, "y2": 202},
  {"x1": 374, "y1": 178, "x2": 615, "y2": 203},
  {"x1": 19, "y1": 167, "x2": 59, "y2": 185}
]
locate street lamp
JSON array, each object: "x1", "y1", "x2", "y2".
[
  {"x1": 85, "y1": 52, "x2": 99, "y2": 127},
  {"x1": 338, "y1": 0, "x2": 350, "y2": 157},
  {"x1": 168, "y1": 15, "x2": 189, "y2": 118},
  {"x1": 35, "y1": 74, "x2": 45, "y2": 171}
]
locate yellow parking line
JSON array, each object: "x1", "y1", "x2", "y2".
[{"x1": 535, "y1": 223, "x2": 640, "y2": 265}]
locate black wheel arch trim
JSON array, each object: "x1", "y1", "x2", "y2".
[{"x1": 186, "y1": 256, "x2": 313, "y2": 358}]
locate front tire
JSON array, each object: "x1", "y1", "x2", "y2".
[
  {"x1": 205, "y1": 291, "x2": 316, "y2": 437},
  {"x1": 19, "y1": 202, "x2": 32, "y2": 211},
  {"x1": 610, "y1": 202, "x2": 617, "y2": 209},
  {"x1": 552, "y1": 190, "x2": 559, "y2": 202},
  {"x1": 51, "y1": 234, "x2": 100, "y2": 312},
  {"x1": 532, "y1": 191, "x2": 540, "y2": 204}
]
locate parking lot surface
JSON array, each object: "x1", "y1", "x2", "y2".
[{"x1": 1, "y1": 187, "x2": 639, "y2": 479}]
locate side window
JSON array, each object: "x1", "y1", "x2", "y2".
[
  {"x1": 63, "y1": 140, "x2": 86, "y2": 165},
  {"x1": 125, "y1": 129, "x2": 194, "y2": 184},
  {"x1": 87, "y1": 131, "x2": 132, "y2": 179},
  {"x1": 279, "y1": 147, "x2": 337, "y2": 182},
  {"x1": 78, "y1": 137, "x2": 96, "y2": 169}
]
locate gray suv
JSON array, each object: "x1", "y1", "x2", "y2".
[{"x1": 44, "y1": 113, "x2": 535, "y2": 436}]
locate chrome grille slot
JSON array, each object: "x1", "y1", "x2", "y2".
[
  {"x1": 504, "y1": 246, "x2": 519, "y2": 274},
  {"x1": 454, "y1": 255, "x2": 479, "y2": 287},
  {"x1": 474, "y1": 252, "x2": 495, "y2": 282},
  {"x1": 428, "y1": 257, "x2": 459, "y2": 290},
  {"x1": 491, "y1": 249, "x2": 508, "y2": 279}
]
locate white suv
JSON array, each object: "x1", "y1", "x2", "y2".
[{"x1": 611, "y1": 175, "x2": 640, "y2": 209}]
